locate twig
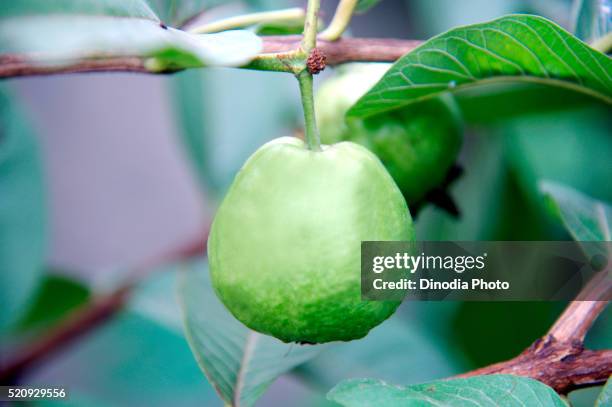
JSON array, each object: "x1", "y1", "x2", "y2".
[
  {"x1": 0, "y1": 37, "x2": 420, "y2": 79},
  {"x1": 319, "y1": 0, "x2": 358, "y2": 42},
  {"x1": 300, "y1": 0, "x2": 320, "y2": 54},
  {"x1": 0, "y1": 55, "x2": 148, "y2": 78},
  {"x1": 0, "y1": 231, "x2": 208, "y2": 385},
  {"x1": 261, "y1": 36, "x2": 419, "y2": 65},
  {"x1": 458, "y1": 338, "x2": 612, "y2": 394},
  {"x1": 188, "y1": 8, "x2": 305, "y2": 34},
  {"x1": 458, "y1": 271, "x2": 611, "y2": 394}
]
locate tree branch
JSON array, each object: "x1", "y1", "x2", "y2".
[
  {"x1": 458, "y1": 270, "x2": 611, "y2": 394},
  {"x1": 458, "y1": 335, "x2": 612, "y2": 394},
  {"x1": 0, "y1": 37, "x2": 421, "y2": 79},
  {"x1": 548, "y1": 272, "x2": 611, "y2": 343}
]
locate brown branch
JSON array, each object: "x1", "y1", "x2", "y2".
[
  {"x1": 0, "y1": 37, "x2": 421, "y2": 79},
  {"x1": 548, "y1": 272, "x2": 611, "y2": 342},
  {"x1": 458, "y1": 335, "x2": 612, "y2": 394},
  {"x1": 261, "y1": 36, "x2": 421, "y2": 65},
  {"x1": 0, "y1": 55, "x2": 149, "y2": 78},
  {"x1": 458, "y1": 271, "x2": 612, "y2": 394},
  {"x1": 0, "y1": 230, "x2": 208, "y2": 385}
]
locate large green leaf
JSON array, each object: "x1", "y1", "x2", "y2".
[
  {"x1": 0, "y1": 1, "x2": 262, "y2": 70},
  {"x1": 1, "y1": 0, "x2": 159, "y2": 20},
  {"x1": 178, "y1": 260, "x2": 324, "y2": 407},
  {"x1": 348, "y1": 14, "x2": 612, "y2": 118},
  {"x1": 28, "y1": 311, "x2": 220, "y2": 406},
  {"x1": 0, "y1": 87, "x2": 46, "y2": 331},
  {"x1": 540, "y1": 181, "x2": 611, "y2": 242},
  {"x1": 596, "y1": 377, "x2": 612, "y2": 407},
  {"x1": 2, "y1": 0, "x2": 235, "y2": 27},
  {"x1": 328, "y1": 375, "x2": 567, "y2": 407},
  {"x1": 23, "y1": 266, "x2": 221, "y2": 406}
]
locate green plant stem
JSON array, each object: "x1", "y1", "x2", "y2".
[
  {"x1": 297, "y1": 70, "x2": 321, "y2": 151},
  {"x1": 301, "y1": 0, "x2": 320, "y2": 53},
  {"x1": 591, "y1": 32, "x2": 612, "y2": 54},
  {"x1": 296, "y1": 0, "x2": 322, "y2": 151},
  {"x1": 244, "y1": 50, "x2": 303, "y2": 73},
  {"x1": 189, "y1": 7, "x2": 305, "y2": 34},
  {"x1": 319, "y1": 0, "x2": 358, "y2": 41}
]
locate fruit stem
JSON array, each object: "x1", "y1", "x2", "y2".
[
  {"x1": 188, "y1": 7, "x2": 305, "y2": 34},
  {"x1": 297, "y1": 70, "x2": 321, "y2": 151},
  {"x1": 319, "y1": 0, "x2": 358, "y2": 41},
  {"x1": 296, "y1": 0, "x2": 322, "y2": 151}
]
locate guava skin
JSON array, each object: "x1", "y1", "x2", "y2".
[
  {"x1": 315, "y1": 64, "x2": 463, "y2": 204},
  {"x1": 209, "y1": 137, "x2": 415, "y2": 344}
]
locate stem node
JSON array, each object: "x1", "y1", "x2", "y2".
[{"x1": 306, "y1": 48, "x2": 326, "y2": 74}]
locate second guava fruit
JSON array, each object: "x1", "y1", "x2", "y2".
[
  {"x1": 315, "y1": 63, "x2": 463, "y2": 205},
  {"x1": 208, "y1": 137, "x2": 414, "y2": 344}
]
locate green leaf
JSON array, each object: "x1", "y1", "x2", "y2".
[
  {"x1": 1, "y1": 0, "x2": 231, "y2": 28},
  {"x1": 179, "y1": 260, "x2": 324, "y2": 407},
  {"x1": 0, "y1": 1, "x2": 262, "y2": 70},
  {"x1": 15, "y1": 273, "x2": 90, "y2": 332},
  {"x1": 539, "y1": 181, "x2": 611, "y2": 242},
  {"x1": 0, "y1": 86, "x2": 46, "y2": 331},
  {"x1": 0, "y1": 18, "x2": 261, "y2": 69},
  {"x1": 29, "y1": 311, "x2": 219, "y2": 406},
  {"x1": 348, "y1": 14, "x2": 612, "y2": 118},
  {"x1": 24, "y1": 267, "x2": 220, "y2": 406},
  {"x1": 355, "y1": 0, "x2": 381, "y2": 14},
  {"x1": 328, "y1": 375, "x2": 567, "y2": 407},
  {"x1": 596, "y1": 377, "x2": 612, "y2": 407},
  {"x1": 1, "y1": 0, "x2": 159, "y2": 20}
]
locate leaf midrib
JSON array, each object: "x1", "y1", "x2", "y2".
[{"x1": 233, "y1": 331, "x2": 259, "y2": 407}]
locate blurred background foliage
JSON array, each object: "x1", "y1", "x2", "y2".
[{"x1": 0, "y1": 0, "x2": 610, "y2": 406}]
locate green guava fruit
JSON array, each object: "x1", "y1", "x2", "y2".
[
  {"x1": 208, "y1": 137, "x2": 414, "y2": 344},
  {"x1": 315, "y1": 63, "x2": 463, "y2": 205}
]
